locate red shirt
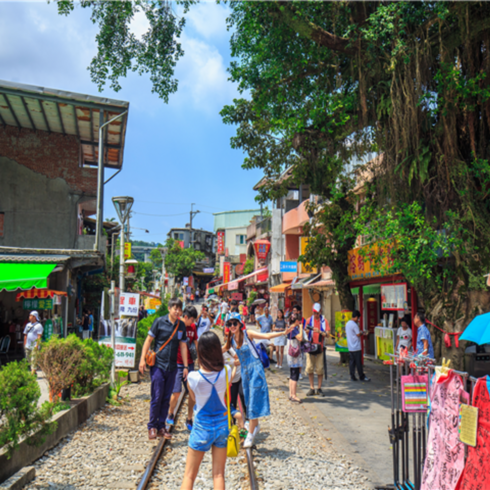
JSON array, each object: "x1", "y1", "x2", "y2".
[{"x1": 177, "y1": 322, "x2": 197, "y2": 365}]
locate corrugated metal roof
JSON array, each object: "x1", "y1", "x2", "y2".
[
  {"x1": 0, "y1": 254, "x2": 71, "y2": 264},
  {"x1": 0, "y1": 79, "x2": 129, "y2": 169}
]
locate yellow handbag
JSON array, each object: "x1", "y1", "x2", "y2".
[{"x1": 225, "y1": 366, "x2": 240, "y2": 457}]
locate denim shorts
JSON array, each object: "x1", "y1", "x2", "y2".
[
  {"x1": 188, "y1": 418, "x2": 228, "y2": 452},
  {"x1": 172, "y1": 364, "x2": 194, "y2": 393}
]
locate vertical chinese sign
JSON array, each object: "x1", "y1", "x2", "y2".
[
  {"x1": 99, "y1": 291, "x2": 140, "y2": 368},
  {"x1": 217, "y1": 231, "x2": 225, "y2": 254},
  {"x1": 223, "y1": 262, "x2": 231, "y2": 284},
  {"x1": 124, "y1": 242, "x2": 132, "y2": 260}
]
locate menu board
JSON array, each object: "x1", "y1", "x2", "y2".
[{"x1": 381, "y1": 283, "x2": 407, "y2": 311}]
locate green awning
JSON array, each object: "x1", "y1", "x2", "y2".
[
  {"x1": 0, "y1": 263, "x2": 57, "y2": 291},
  {"x1": 363, "y1": 284, "x2": 381, "y2": 295},
  {"x1": 351, "y1": 287, "x2": 359, "y2": 295},
  {"x1": 208, "y1": 288, "x2": 215, "y2": 294}
]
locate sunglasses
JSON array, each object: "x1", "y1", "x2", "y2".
[{"x1": 226, "y1": 320, "x2": 241, "y2": 327}]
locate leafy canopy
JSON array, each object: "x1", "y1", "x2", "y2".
[{"x1": 164, "y1": 238, "x2": 205, "y2": 280}]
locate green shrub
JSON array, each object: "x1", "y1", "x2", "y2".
[
  {"x1": 72, "y1": 337, "x2": 113, "y2": 397},
  {"x1": 0, "y1": 360, "x2": 54, "y2": 458},
  {"x1": 247, "y1": 290, "x2": 258, "y2": 306},
  {"x1": 136, "y1": 301, "x2": 168, "y2": 363}
]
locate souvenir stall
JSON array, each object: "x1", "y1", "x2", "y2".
[{"x1": 379, "y1": 311, "x2": 490, "y2": 490}]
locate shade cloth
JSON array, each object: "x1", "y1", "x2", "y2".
[{"x1": 16, "y1": 288, "x2": 67, "y2": 301}]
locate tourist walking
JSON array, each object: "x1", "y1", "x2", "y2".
[
  {"x1": 414, "y1": 312, "x2": 435, "y2": 358},
  {"x1": 256, "y1": 305, "x2": 275, "y2": 361},
  {"x1": 292, "y1": 305, "x2": 306, "y2": 379},
  {"x1": 196, "y1": 305, "x2": 212, "y2": 338},
  {"x1": 223, "y1": 344, "x2": 247, "y2": 419},
  {"x1": 223, "y1": 317, "x2": 293, "y2": 448},
  {"x1": 180, "y1": 331, "x2": 228, "y2": 490},
  {"x1": 287, "y1": 314, "x2": 303, "y2": 403},
  {"x1": 24, "y1": 311, "x2": 43, "y2": 375},
  {"x1": 167, "y1": 306, "x2": 198, "y2": 431},
  {"x1": 305, "y1": 303, "x2": 329, "y2": 397},
  {"x1": 272, "y1": 309, "x2": 287, "y2": 368},
  {"x1": 139, "y1": 298, "x2": 189, "y2": 440},
  {"x1": 346, "y1": 310, "x2": 370, "y2": 382}
]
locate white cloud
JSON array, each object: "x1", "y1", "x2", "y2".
[
  {"x1": 130, "y1": 9, "x2": 150, "y2": 39},
  {"x1": 185, "y1": 1, "x2": 230, "y2": 40}
]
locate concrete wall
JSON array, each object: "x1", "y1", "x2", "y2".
[
  {"x1": 223, "y1": 226, "x2": 248, "y2": 256},
  {"x1": 0, "y1": 127, "x2": 97, "y2": 249}
]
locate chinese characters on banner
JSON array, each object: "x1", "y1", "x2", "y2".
[
  {"x1": 124, "y1": 242, "x2": 132, "y2": 260},
  {"x1": 119, "y1": 292, "x2": 140, "y2": 317},
  {"x1": 98, "y1": 338, "x2": 137, "y2": 368},
  {"x1": 223, "y1": 262, "x2": 231, "y2": 284},
  {"x1": 217, "y1": 231, "x2": 225, "y2": 254},
  {"x1": 254, "y1": 240, "x2": 271, "y2": 260},
  {"x1": 347, "y1": 242, "x2": 398, "y2": 280},
  {"x1": 299, "y1": 237, "x2": 317, "y2": 273},
  {"x1": 23, "y1": 298, "x2": 53, "y2": 310}
]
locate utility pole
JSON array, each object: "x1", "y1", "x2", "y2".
[
  {"x1": 109, "y1": 280, "x2": 116, "y2": 386},
  {"x1": 189, "y1": 203, "x2": 200, "y2": 248}
]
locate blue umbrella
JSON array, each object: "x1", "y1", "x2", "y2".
[{"x1": 460, "y1": 312, "x2": 490, "y2": 345}]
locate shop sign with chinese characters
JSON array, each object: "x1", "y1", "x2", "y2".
[
  {"x1": 119, "y1": 292, "x2": 139, "y2": 317},
  {"x1": 223, "y1": 262, "x2": 231, "y2": 284},
  {"x1": 99, "y1": 336, "x2": 136, "y2": 368},
  {"x1": 347, "y1": 242, "x2": 398, "y2": 280},
  {"x1": 381, "y1": 283, "x2": 407, "y2": 311},
  {"x1": 23, "y1": 298, "x2": 53, "y2": 310},
  {"x1": 217, "y1": 231, "x2": 225, "y2": 254},
  {"x1": 124, "y1": 242, "x2": 132, "y2": 260},
  {"x1": 299, "y1": 237, "x2": 318, "y2": 273}
]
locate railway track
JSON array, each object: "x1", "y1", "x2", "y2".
[{"x1": 136, "y1": 390, "x2": 259, "y2": 490}]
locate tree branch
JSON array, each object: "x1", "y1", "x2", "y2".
[{"x1": 273, "y1": 2, "x2": 357, "y2": 56}]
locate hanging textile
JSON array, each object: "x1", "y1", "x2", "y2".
[
  {"x1": 457, "y1": 376, "x2": 490, "y2": 490},
  {"x1": 421, "y1": 371, "x2": 469, "y2": 490}
]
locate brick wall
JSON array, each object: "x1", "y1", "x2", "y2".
[{"x1": 0, "y1": 126, "x2": 97, "y2": 195}]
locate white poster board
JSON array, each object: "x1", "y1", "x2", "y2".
[
  {"x1": 381, "y1": 283, "x2": 407, "y2": 311},
  {"x1": 119, "y1": 292, "x2": 140, "y2": 317}
]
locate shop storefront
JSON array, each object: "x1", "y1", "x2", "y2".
[{"x1": 348, "y1": 245, "x2": 417, "y2": 360}]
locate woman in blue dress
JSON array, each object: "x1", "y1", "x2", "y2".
[{"x1": 223, "y1": 317, "x2": 293, "y2": 448}]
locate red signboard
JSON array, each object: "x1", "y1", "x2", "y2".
[
  {"x1": 231, "y1": 293, "x2": 243, "y2": 301},
  {"x1": 223, "y1": 262, "x2": 231, "y2": 284},
  {"x1": 256, "y1": 270, "x2": 269, "y2": 283},
  {"x1": 254, "y1": 240, "x2": 271, "y2": 260},
  {"x1": 366, "y1": 300, "x2": 378, "y2": 334},
  {"x1": 217, "y1": 231, "x2": 225, "y2": 254}
]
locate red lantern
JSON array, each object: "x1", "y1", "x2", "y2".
[
  {"x1": 127, "y1": 264, "x2": 135, "y2": 274},
  {"x1": 254, "y1": 240, "x2": 271, "y2": 260}
]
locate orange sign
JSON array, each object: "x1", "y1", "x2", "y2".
[
  {"x1": 223, "y1": 262, "x2": 231, "y2": 284},
  {"x1": 347, "y1": 242, "x2": 398, "y2": 280}
]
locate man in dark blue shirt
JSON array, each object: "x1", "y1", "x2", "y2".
[{"x1": 139, "y1": 298, "x2": 188, "y2": 440}]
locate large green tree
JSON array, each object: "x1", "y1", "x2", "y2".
[
  {"x1": 164, "y1": 238, "x2": 205, "y2": 280},
  {"x1": 221, "y1": 2, "x2": 490, "y2": 366}
]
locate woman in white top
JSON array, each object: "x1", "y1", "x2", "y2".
[{"x1": 182, "y1": 331, "x2": 229, "y2": 490}]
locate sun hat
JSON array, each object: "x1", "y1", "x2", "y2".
[{"x1": 30, "y1": 310, "x2": 40, "y2": 322}]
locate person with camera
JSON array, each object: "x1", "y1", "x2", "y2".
[
  {"x1": 139, "y1": 298, "x2": 188, "y2": 441},
  {"x1": 305, "y1": 303, "x2": 329, "y2": 397},
  {"x1": 167, "y1": 306, "x2": 199, "y2": 431}
]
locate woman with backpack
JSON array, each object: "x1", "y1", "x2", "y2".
[
  {"x1": 223, "y1": 317, "x2": 293, "y2": 448},
  {"x1": 287, "y1": 314, "x2": 304, "y2": 403}
]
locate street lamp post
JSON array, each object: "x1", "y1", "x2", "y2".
[
  {"x1": 159, "y1": 247, "x2": 168, "y2": 299},
  {"x1": 112, "y1": 196, "x2": 134, "y2": 294}
]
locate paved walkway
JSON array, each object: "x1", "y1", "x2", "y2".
[{"x1": 275, "y1": 347, "x2": 394, "y2": 487}]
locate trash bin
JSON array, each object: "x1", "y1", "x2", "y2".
[{"x1": 465, "y1": 344, "x2": 490, "y2": 377}]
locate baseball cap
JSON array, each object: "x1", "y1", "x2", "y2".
[{"x1": 313, "y1": 303, "x2": 321, "y2": 313}]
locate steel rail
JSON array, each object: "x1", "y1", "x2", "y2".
[
  {"x1": 246, "y1": 447, "x2": 259, "y2": 490},
  {"x1": 136, "y1": 390, "x2": 186, "y2": 490}
]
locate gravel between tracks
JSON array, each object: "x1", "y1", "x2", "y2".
[{"x1": 23, "y1": 371, "x2": 372, "y2": 490}]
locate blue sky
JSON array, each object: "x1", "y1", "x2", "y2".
[{"x1": 0, "y1": 1, "x2": 263, "y2": 243}]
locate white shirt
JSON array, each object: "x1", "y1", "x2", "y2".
[
  {"x1": 187, "y1": 368, "x2": 227, "y2": 416},
  {"x1": 346, "y1": 319, "x2": 361, "y2": 351},
  {"x1": 24, "y1": 322, "x2": 43, "y2": 350},
  {"x1": 220, "y1": 302, "x2": 229, "y2": 314},
  {"x1": 196, "y1": 317, "x2": 211, "y2": 338},
  {"x1": 223, "y1": 348, "x2": 241, "y2": 382},
  {"x1": 397, "y1": 327, "x2": 412, "y2": 351}
]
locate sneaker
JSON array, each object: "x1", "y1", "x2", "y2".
[
  {"x1": 244, "y1": 420, "x2": 250, "y2": 431},
  {"x1": 166, "y1": 413, "x2": 174, "y2": 426},
  {"x1": 299, "y1": 373, "x2": 304, "y2": 380},
  {"x1": 306, "y1": 388, "x2": 316, "y2": 396},
  {"x1": 186, "y1": 419, "x2": 193, "y2": 431},
  {"x1": 361, "y1": 377, "x2": 371, "y2": 382},
  {"x1": 243, "y1": 431, "x2": 254, "y2": 448},
  {"x1": 316, "y1": 388, "x2": 325, "y2": 397}
]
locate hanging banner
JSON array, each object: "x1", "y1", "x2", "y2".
[
  {"x1": 217, "y1": 231, "x2": 225, "y2": 254},
  {"x1": 223, "y1": 262, "x2": 231, "y2": 284},
  {"x1": 459, "y1": 404, "x2": 478, "y2": 447},
  {"x1": 228, "y1": 281, "x2": 239, "y2": 291},
  {"x1": 280, "y1": 261, "x2": 298, "y2": 273},
  {"x1": 254, "y1": 240, "x2": 271, "y2": 260},
  {"x1": 381, "y1": 283, "x2": 407, "y2": 311},
  {"x1": 183, "y1": 277, "x2": 189, "y2": 286},
  {"x1": 401, "y1": 375, "x2": 429, "y2": 413},
  {"x1": 119, "y1": 292, "x2": 140, "y2": 317},
  {"x1": 23, "y1": 298, "x2": 53, "y2": 310},
  {"x1": 334, "y1": 310, "x2": 351, "y2": 352},
  {"x1": 124, "y1": 242, "x2": 132, "y2": 260}
]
